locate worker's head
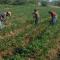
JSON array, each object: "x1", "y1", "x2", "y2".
[
  {"x1": 34, "y1": 9, "x2": 37, "y2": 12},
  {"x1": 49, "y1": 11, "x2": 52, "y2": 14}
]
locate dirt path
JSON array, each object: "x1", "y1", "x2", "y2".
[{"x1": 50, "y1": 6, "x2": 60, "y2": 8}]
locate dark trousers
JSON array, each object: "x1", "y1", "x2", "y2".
[
  {"x1": 35, "y1": 17, "x2": 39, "y2": 25},
  {"x1": 51, "y1": 16, "x2": 57, "y2": 24}
]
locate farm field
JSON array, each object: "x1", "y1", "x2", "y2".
[{"x1": 0, "y1": 4, "x2": 60, "y2": 60}]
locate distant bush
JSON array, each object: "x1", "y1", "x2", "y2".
[
  {"x1": 13, "y1": 0, "x2": 26, "y2": 5},
  {"x1": 41, "y1": 1, "x2": 48, "y2": 6},
  {"x1": 56, "y1": 2, "x2": 60, "y2": 6}
]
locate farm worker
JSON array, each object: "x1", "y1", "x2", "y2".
[
  {"x1": 0, "y1": 11, "x2": 11, "y2": 23},
  {"x1": 33, "y1": 9, "x2": 40, "y2": 25},
  {"x1": 0, "y1": 12, "x2": 5, "y2": 30},
  {"x1": 0, "y1": 12, "x2": 6, "y2": 23},
  {"x1": 49, "y1": 10, "x2": 57, "y2": 24},
  {"x1": 6, "y1": 11, "x2": 11, "y2": 17}
]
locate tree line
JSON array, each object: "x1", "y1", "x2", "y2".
[
  {"x1": 0, "y1": 0, "x2": 60, "y2": 6},
  {"x1": 0, "y1": 0, "x2": 35, "y2": 5}
]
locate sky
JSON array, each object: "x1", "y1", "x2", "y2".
[
  {"x1": 49, "y1": 0, "x2": 52, "y2": 2},
  {"x1": 49, "y1": 0, "x2": 59, "y2": 2}
]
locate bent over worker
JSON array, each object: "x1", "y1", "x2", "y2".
[
  {"x1": 49, "y1": 10, "x2": 57, "y2": 24},
  {"x1": 33, "y1": 9, "x2": 40, "y2": 25}
]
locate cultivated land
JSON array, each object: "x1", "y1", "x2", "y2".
[{"x1": 0, "y1": 4, "x2": 60, "y2": 60}]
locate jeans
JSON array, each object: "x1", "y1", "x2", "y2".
[{"x1": 51, "y1": 16, "x2": 57, "y2": 24}]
